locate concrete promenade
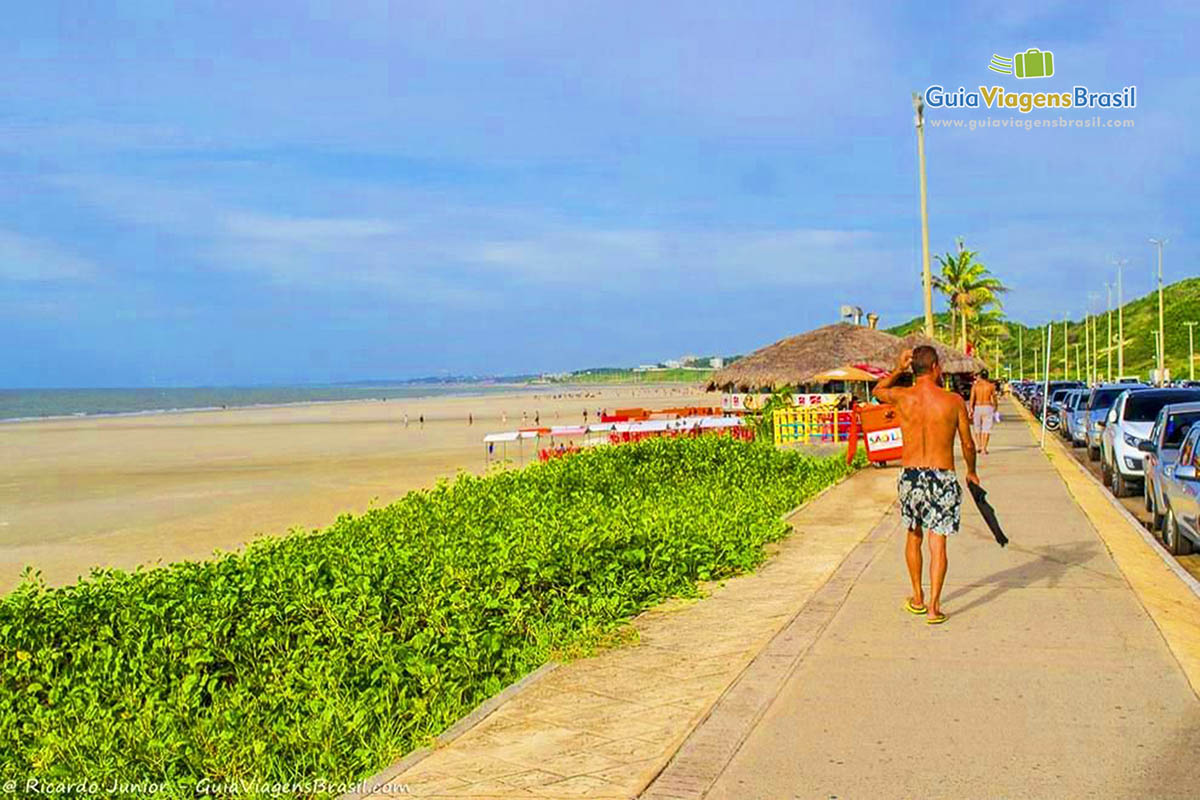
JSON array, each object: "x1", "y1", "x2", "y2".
[
  {"x1": 363, "y1": 398, "x2": 1200, "y2": 799},
  {"x1": 659, "y1": 400, "x2": 1200, "y2": 799}
]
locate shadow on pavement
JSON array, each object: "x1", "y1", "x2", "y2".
[{"x1": 941, "y1": 539, "x2": 1109, "y2": 617}]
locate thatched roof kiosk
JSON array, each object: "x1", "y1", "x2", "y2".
[
  {"x1": 864, "y1": 333, "x2": 986, "y2": 375},
  {"x1": 707, "y1": 322, "x2": 901, "y2": 392}
]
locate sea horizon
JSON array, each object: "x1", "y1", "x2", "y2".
[{"x1": 0, "y1": 381, "x2": 550, "y2": 423}]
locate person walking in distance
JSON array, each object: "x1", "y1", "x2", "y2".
[
  {"x1": 873, "y1": 346, "x2": 980, "y2": 624},
  {"x1": 968, "y1": 369, "x2": 997, "y2": 455}
]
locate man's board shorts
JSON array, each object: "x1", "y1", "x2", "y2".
[
  {"x1": 972, "y1": 404, "x2": 996, "y2": 433},
  {"x1": 898, "y1": 467, "x2": 962, "y2": 536}
]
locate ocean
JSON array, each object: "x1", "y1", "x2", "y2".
[{"x1": 0, "y1": 383, "x2": 535, "y2": 423}]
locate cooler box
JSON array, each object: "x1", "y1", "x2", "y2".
[{"x1": 853, "y1": 403, "x2": 903, "y2": 464}]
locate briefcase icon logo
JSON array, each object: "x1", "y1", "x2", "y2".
[{"x1": 988, "y1": 48, "x2": 1055, "y2": 79}]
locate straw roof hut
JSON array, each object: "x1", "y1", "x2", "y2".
[
  {"x1": 708, "y1": 322, "x2": 901, "y2": 392},
  {"x1": 864, "y1": 333, "x2": 986, "y2": 375}
]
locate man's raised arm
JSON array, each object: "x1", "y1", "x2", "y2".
[
  {"x1": 872, "y1": 348, "x2": 912, "y2": 405},
  {"x1": 956, "y1": 397, "x2": 980, "y2": 485}
]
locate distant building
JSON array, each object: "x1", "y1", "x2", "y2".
[
  {"x1": 663, "y1": 359, "x2": 682, "y2": 369},
  {"x1": 710, "y1": 356, "x2": 724, "y2": 369}
]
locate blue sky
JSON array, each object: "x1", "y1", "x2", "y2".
[{"x1": 3, "y1": 1, "x2": 1197, "y2": 386}]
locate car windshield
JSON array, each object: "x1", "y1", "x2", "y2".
[
  {"x1": 1088, "y1": 388, "x2": 1127, "y2": 410},
  {"x1": 1070, "y1": 393, "x2": 1085, "y2": 410},
  {"x1": 1125, "y1": 391, "x2": 1200, "y2": 422},
  {"x1": 1163, "y1": 411, "x2": 1200, "y2": 447}
]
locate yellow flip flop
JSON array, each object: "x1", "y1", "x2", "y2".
[
  {"x1": 904, "y1": 599, "x2": 927, "y2": 615},
  {"x1": 926, "y1": 612, "x2": 948, "y2": 625}
]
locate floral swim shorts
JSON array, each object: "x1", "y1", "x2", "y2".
[{"x1": 898, "y1": 467, "x2": 962, "y2": 536}]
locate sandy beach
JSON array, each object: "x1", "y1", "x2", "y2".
[{"x1": 0, "y1": 384, "x2": 713, "y2": 593}]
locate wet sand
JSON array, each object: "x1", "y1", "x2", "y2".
[{"x1": 0, "y1": 385, "x2": 713, "y2": 592}]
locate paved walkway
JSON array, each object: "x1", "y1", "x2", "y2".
[
  {"x1": 653, "y1": 400, "x2": 1200, "y2": 799},
  {"x1": 361, "y1": 463, "x2": 899, "y2": 798}
]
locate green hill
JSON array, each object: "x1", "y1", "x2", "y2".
[{"x1": 887, "y1": 277, "x2": 1200, "y2": 382}]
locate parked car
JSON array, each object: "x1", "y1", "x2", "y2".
[
  {"x1": 1139, "y1": 401, "x2": 1200, "y2": 531},
  {"x1": 1044, "y1": 387, "x2": 1081, "y2": 432},
  {"x1": 1085, "y1": 383, "x2": 1148, "y2": 462},
  {"x1": 1156, "y1": 423, "x2": 1200, "y2": 555},
  {"x1": 1056, "y1": 389, "x2": 1081, "y2": 440},
  {"x1": 1064, "y1": 390, "x2": 1090, "y2": 446},
  {"x1": 1032, "y1": 381, "x2": 1085, "y2": 419},
  {"x1": 1100, "y1": 387, "x2": 1200, "y2": 497}
]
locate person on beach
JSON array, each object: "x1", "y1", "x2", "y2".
[
  {"x1": 968, "y1": 369, "x2": 997, "y2": 455},
  {"x1": 873, "y1": 346, "x2": 980, "y2": 625}
]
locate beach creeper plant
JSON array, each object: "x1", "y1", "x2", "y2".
[{"x1": 0, "y1": 436, "x2": 858, "y2": 797}]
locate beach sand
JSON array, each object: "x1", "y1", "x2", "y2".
[{"x1": 0, "y1": 384, "x2": 714, "y2": 592}]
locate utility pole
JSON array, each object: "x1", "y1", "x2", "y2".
[
  {"x1": 1084, "y1": 310, "x2": 1090, "y2": 384},
  {"x1": 1075, "y1": 343, "x2": 1082, "y2": 381},
  {"x1": 1186, "y1": 321, "x2": 1197, "y2": 381},
  {"x1": 1111, "y1": 257, "x2": 1127, "y2": 377},
  {"x1": 913, "y1": 93, "x2": 934, "y2": 338},
  {"x1": 1019, "y1": 327, "x2": 1024, "y2": 380},
  {"x1": 1063, "y1": 316, "x2": 1069, "y2": 380},
  {"x1": 1149, "y1": 238, "x2": 1168, "y2": 385},
  {"x1": 1104, "y1": 281, "x2": 1113, "y2": 381}
]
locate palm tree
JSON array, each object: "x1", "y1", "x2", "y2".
[{"x1": 932, "y1": 240, "x2": 1008, "y2": 352}]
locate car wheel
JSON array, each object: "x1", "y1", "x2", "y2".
[
  {"x1": 1101, "y1": 458, "x2": 1112, "y2": 488},
  {"x1": 1164, "y1": 508, "x2": 1195, "y2": 556},
  {"x1": 1144, "y1": 479, "x2": 1154, "y2": 513},
  {"x1": 1088, "y1": 445, "x2": 1100, "y2": 462},
  {"x1": 1112, "y1": 465, "x2": 1132, "y2": 498}
]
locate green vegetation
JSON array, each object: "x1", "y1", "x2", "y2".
[
  {"x1": 1, "y1": 436, "x2": 856, "y2": 795},
  {"x1": 548, "y1": 367, "x2": 715, "y2": 384},
  {"x1": 889, "y1": 274, "x2": 1200, "y2": 382}
]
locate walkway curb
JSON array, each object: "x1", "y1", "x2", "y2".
[{"x1": 640, "y1": 506, "x2": 897, "y2": 799}]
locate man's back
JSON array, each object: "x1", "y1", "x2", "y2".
[
  {"x1": 971, "y1": 377, "x2": 997, "y2": 407},
  {"x1": 891, "y1": 381, "x2": 966, "y2": 470}
]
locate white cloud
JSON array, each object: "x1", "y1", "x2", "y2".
[{"x1": 0, "y1": 231, "x2": 94, "y2": 282}]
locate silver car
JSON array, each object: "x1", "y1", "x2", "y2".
[
  {"x1": 1064, "y1": 390, "x2": 1090, "y2": 446},
  {"x1": 1085, "y1": 384, "x2": 1147, "y2": 462},
  {"x1": 1138, "y1": 402, "x2": 1200, "y2": 531},
  {"x1": 1101, "y1": 388, "x2": 1200, "y2": 497},
  {"x1": 1156, "y1": 423, "x2": 1200, "y2": 555}
]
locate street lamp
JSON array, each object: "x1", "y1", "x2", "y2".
[
  {"x1": 1186, "y1": 321, "x2": 1197, "y2": 382},
  {"x1": 913, "y1": 92, "x2": 934, "y2": 338},
  {"x1": 1110, "y1": 257, "x2": 1127, "y2": 377},
  {"x1": 1149, "y1": 238, "x2": 1168, "y2": 385}
]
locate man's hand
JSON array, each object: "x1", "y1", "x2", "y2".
[
  {"x1": 897, "y1": 348, "x2": 913, "y2": 372},
  {"x1": 966, "y1": 470, "x2": 981, "y2": 486}
]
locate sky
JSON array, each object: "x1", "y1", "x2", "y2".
[{"x1": 3, "y1": 1, "x2": 1198, "y2": 387}]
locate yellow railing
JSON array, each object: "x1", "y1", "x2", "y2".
[{"x1": 773, "y1": 404, "x2": 847, "y2": 446}]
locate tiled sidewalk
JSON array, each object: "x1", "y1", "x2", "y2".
[{"x1": 360, "y1": 466, "x2": 897, "y2": 798}]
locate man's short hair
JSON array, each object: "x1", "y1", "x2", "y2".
[
  {"x1": 911, "y1": 345, "x2": 939, "y2": 376},
  {"x1": 979, "y1": 368, "x2": 989, "y2": 380}
]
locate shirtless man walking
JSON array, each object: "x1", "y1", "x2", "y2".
[
  {"x1": 968, "y1": 369, "x2": 997, "y2": 454},
  {"x1": 874, "y1": 346, "x2": 980, "y2": 624}
]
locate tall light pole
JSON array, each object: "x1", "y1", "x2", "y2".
[
  {"x1": 1019, "y1": 327, "x2": 1024, "y2": 380},
  {"x1": 1186, "y1": 321, "x2": 1198, "y2": 381},
  {"x1": 1149, "y1": 238, "x2": 1168, "y2": 385},
  {"x1": 913, "y1": 93, "x2": 934, "y2": 337},
  {"x1": 1104, "y1": 281, "x2": 1113, "y2": 381},
  {"x1": 1063, "y1": 315, "x2": 1069, "y2": 380},
  {"x1": 1083, "y1": 310, "x2": 1090, "y2": 384},
  {"x1": 1111, "y1": 257, "x2": 1127, "y2": 377}
]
